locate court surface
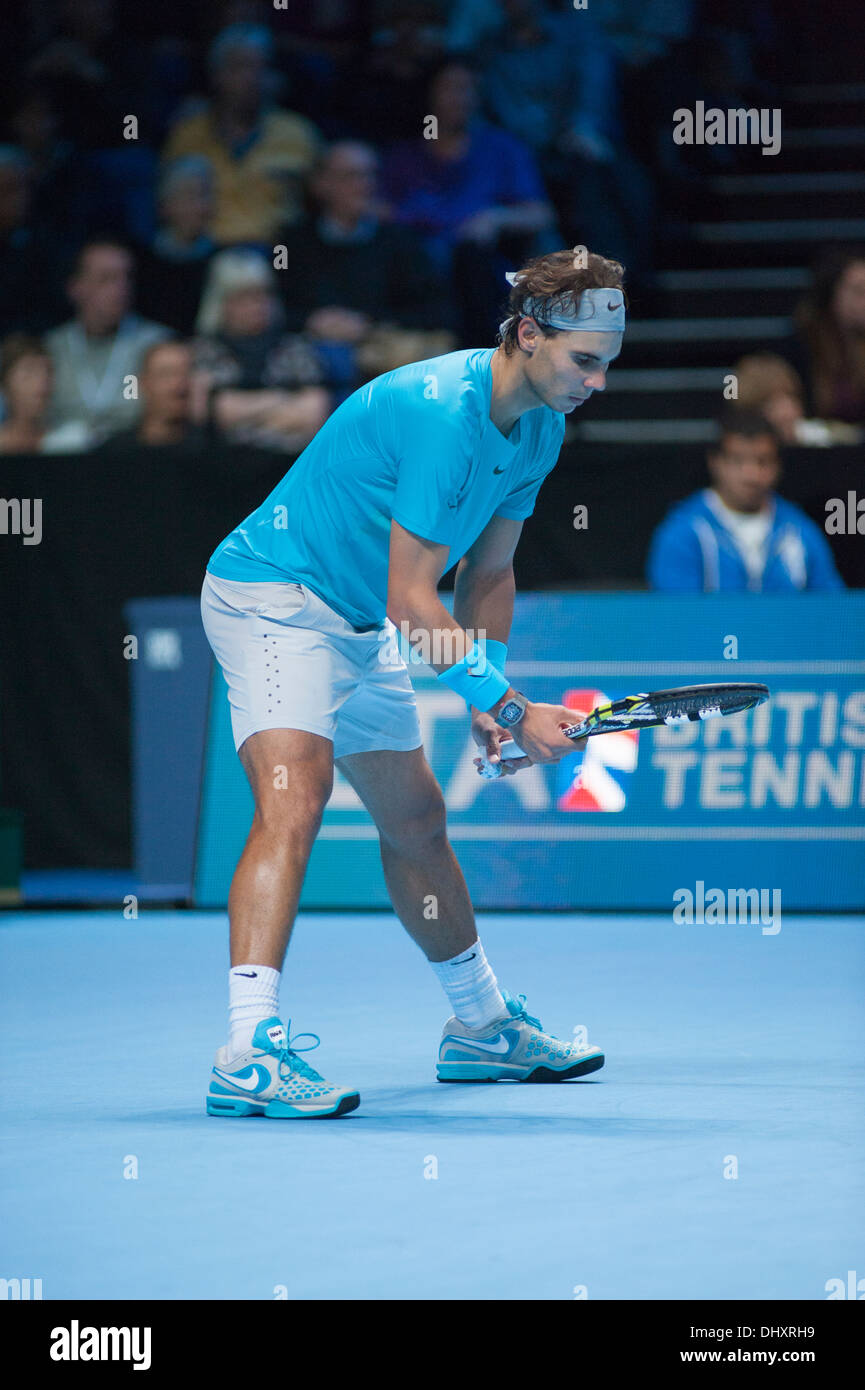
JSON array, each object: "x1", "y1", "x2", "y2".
[{"x1": 1, "y1": 909, "x2": 862, "y2": 1300}]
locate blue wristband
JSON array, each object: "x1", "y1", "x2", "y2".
[
  {"x1": 438, "y1": 641, "x2": 510, "y2": 712},
  {"x1": 483, "y1": 639, "x2": 509, "y2": 676}
]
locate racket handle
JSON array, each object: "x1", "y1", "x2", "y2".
[
  {"x1": 499, "y1": 725, "x2": 587, "y2": 760},
  {"x1": 478, "y1": 722, "x2": 588, "y2": 779}
]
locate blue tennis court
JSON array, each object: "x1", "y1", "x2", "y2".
[{"x1": 2, "y1": 908, "x2": 862, "y2": 1301}]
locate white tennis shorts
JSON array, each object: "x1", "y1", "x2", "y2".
[{"x1": 200, "y1": 570, "x2": 423, "y2": 757}]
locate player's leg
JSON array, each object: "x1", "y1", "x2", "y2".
[
  {"x1": 200, "y1": 570, "x2": 342, "y2": 1051},
  {"x1": 335, "y1": 745, "x2": 474, "y2": 962},
  {"x1": 336, "y1": 744, "x2": 604, "y2": 1083},
  {"x1": 199, "y1": 571, "x2": 360, "y2": 1116},
  {"x1": 206, "y1": 724, "x2": 359, "y2": 1118},
  {"x1": 230, "y1": 726, "x2": 334, "y2": 969},
  {"x1": 336, "y1": 745, "x2": 510, "y2": 1027}
]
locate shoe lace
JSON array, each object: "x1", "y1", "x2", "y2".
[
  {"x1": 509, "y1": 993, "x2": 542, "y2": 1029},
  {"x1": 273, "y1": 1026, "x2": 323, "y2": 1083}
]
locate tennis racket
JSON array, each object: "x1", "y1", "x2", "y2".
[{"x1": 478, "y1": 682, "x2": 770, "y2": 779}]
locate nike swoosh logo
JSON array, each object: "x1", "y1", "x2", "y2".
[
  {"x1": 607, "y1": 300, "x2": 618, "y2": 311},
  {"x1": 212, "y1": 1064, "x2": 270, "y2": 1092},
  {"x1": 451, "y1": 953, "x2": 476, "y2": 963},
  {"x1": 233, "y1": 971, "x2": 257, "y2": 978},
  {"x1": 493, "y1": 465, "x2": 506, "y2": 474},
  {"x1": 445, "y1": 1033, "x2": 511, "y2": 1055}
]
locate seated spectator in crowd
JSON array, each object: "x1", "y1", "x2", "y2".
[
  {"x1": 8, "y1": 85, "x2": 94, "y2": 249},
  {"x1": 788, "y1": 246, "x2": 865, "y2": 427},
  {"x1": 276, "y1": 141, "x2": 456, "y2": 381},
  {"x1": 25, "y1": 0, "x2": 164, "y2": 246},
  {"x1": 733, "y1": 352, "x2": 863, "y2": 447},
  {"x1": 25, "y1": 0, "x2": 164, "y2": 149},
  {"x1": 338, "y1": 1, "x2": 445, "y2": 142},
  {"x1": 444, "y1": 0, "x2": 694, "y2": 67},
  {"x1": 476, "y1": 0, "x2": 618, "y2": 162},
  {"x1": 45, "y1": 240, "x2": 171, "y2": 445},
  {"x1": 582, "y1": 0, "x2": 696, "y2": 69},
  {"x1": 191, "y1": 248, "x2": 330, "y2": 453},
  {"x1": 466, "y1": 0, "x2": 655, "y2": 274},
  {"x1": 161, "y1": 24, "x2": 323, "y2": 248},
  {"x1": 0, "y1": 333, "x2": 90, "y2": 453},
  {"x1": 0, "y1": 146, "x2": 69, "y2": 334},
  {"x1": 267, "y1": 0, "x2": 374, "y2": 135},
  {"x1": 647, "y1": 407, "x2": 843, "y2": 592},
  {"x1": 136, "y1": 158, "x2": 218, "y2": 336},
  {"x1": 100, "y1": 340, "x2": 206, "y2": 450},
  {"x1": 380, "y1": 61, "x2": 556, "y2": 343}
]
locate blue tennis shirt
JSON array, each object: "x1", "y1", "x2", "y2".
[{"x1": 206, "y1": 347, "x2": 565, "y2": 630}]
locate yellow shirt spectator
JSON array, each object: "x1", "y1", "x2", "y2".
[{"x1": 162, "y1": 106, "x2": 322, "y2": 246}]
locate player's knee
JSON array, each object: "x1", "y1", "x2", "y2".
[
  {"x1": 253, "y1": 769, "x2": 333, "y2": 837},
  {"x1": 254, "y1": 798, "x2": 330, "y2": 849},
  {"x1": 381, "y1": 793, "x2": 447, "y2": 853}
]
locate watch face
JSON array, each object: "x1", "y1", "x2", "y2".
[{"x1": 500, "y1": 699, "x2": 523, "y2": 724}]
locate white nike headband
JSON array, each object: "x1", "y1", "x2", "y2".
[{"x1": 499, "y1": 273, "x2": 626, "y2": 336}]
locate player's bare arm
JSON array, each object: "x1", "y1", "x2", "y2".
[{"x1": 387, "y1": 517, "x2": 581, "y2": 768}]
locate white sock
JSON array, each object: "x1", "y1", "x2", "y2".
[
  {"x1": 430, "y1": 941, "x2": 506, "y2": 1030},
  {"x1": 228, "y1": 965, "x2": 281, "y2": 1056}
]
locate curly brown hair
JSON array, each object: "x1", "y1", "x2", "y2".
[
  {"x1": 794, "y1": 245, "x2": 865, "y2": 419},
  {"x1": 498, "y1": 249, "x2": 627, "y2": 355}
]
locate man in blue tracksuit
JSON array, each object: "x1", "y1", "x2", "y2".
[{"x1": 647, "y1": 407, "x2": 844, "y2": 592}]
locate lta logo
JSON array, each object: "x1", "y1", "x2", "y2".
[{"x1": 557, "y1": 689, "x2": 639, "y2": 812}]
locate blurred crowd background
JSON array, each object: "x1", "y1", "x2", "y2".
[{"x1": 1, "y1": 0, "x2": 863, "y2": 481}]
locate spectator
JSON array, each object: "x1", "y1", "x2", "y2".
[
  {"x1": 477, "y1": 0, "x2": 618, "y2": 163},
  {"x1": 25, "y1": 0, "x2": 158, "y2": 148},
  {"x1": 647, "y1": 407, "x2": 844, "y2": 591},
  {"x1": 8, "y1": 85, "x2": 94, "y2": 248},
  {"x1": 44, "y1": 241, "x2": 171, "y2": 445},
  {"x1": 101, "y1": 340, "x2": 206, "y2": 450},
  {"x1": 0, "y1": 146, "x2": 69, "y2": 334},
  {"x1": 25, "y1": 0, "x2": 163, "y2": 244},
  {"x1": 191, "y1": 249, "x2": 330, "y2": 452},
  {"x1": 338, "y1": 1, "x2": 445, "y2": 142},
  {"x1": 791, "y1": 246, "x2": 865, "y2": 427},
  {"x1": 275, "y1": 141, "x2": 456, "y2": 381},
  {"x1": 468, "y1": 0, "x2": 656, "y2": 273},
  {"x1": 733, "y1": 352, "x2": 863, "y2": 447},
  {"x1": 161, "y1": 24, "x2": 323, "y2": 247},
  {"x1": 0, "y1": 333, "x2": 90, "y2": 453},
  {"x1": 588, "y1": 0, "x2": 696, "y2": 69},
  {"x1": 268, "y1": 0, "x2": 374, "y2": 134},
  {"x1": 135, "y1": 157, "x2": 218, "y2": 336},
  {"x1": 380, "y1": 60, "x2": 555, "y2": 343}
]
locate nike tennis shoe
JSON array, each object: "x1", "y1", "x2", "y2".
[
  {"x1": 436, "y1": 989, "x2": 604, "y2": 1083},
  {"x1": 206, "y1": 1016, "x2": 360, "y2": 1118}
]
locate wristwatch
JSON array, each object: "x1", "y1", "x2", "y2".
[{"x1": 493, "y1": 689, "x2": 529, "y2": 729}]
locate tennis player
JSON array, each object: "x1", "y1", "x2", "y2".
[{"x1": 201, "y1": 249, "x2": 625, "y2": 1118}]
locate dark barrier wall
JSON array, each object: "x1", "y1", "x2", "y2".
[{"x1": 0, "y1": 440, "x2": 861, "y2": 869}]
